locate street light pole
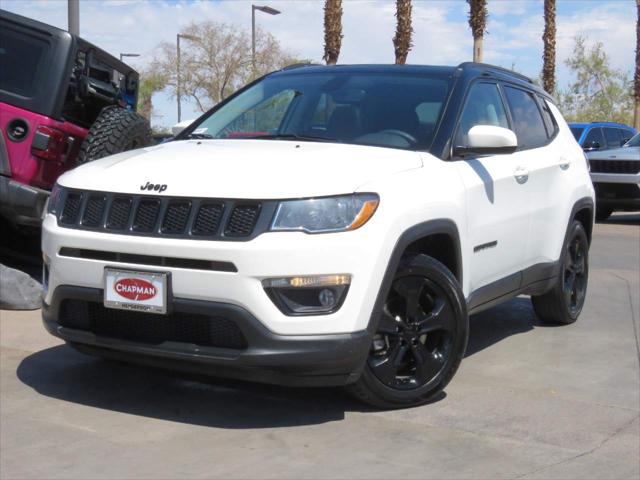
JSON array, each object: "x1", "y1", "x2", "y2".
[
  {"x1": 176, "y1": 33, "x2": 201, "y2": 123},
  {"x1": 68, "y1": 0, "x2": 79, "y2": 35},
  {"x1": 251, "y1": 5, "x2": 281, "y2": 77}
]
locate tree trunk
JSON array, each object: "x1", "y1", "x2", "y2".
[
  {"x1": 542, "y1": 0, "x2": 556, "y2": 95},
  {"x1": 634, "y1": 0, "x2": 640, "y2": 129},
  {"x1": 473, "y1": 36, "x2": 483, "y2": 63},
  {"x1": 323, "y1": 0, "x2": 343, "y2": 65},
  {"x1": 467, "y1": 0, "x2": 487, "y2": 63},
  {"x1": 393, "y1": 0, "x2": 413, "y2": 65}
]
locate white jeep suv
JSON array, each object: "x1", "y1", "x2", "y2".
[{"x1": 42, "y1": 63, "x2": 595, "y2": 408}]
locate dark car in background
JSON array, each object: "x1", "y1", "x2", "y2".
[{"x1": 569, "y1": 122, "x2": 636, "y2": 153}]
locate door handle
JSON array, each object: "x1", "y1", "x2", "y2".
[
  {"x1": 559, "y1": 157, "x2": 571, "y2": 170},
  {"x1": 514, "y1": 166, "x2": 529, "y2": 184}
]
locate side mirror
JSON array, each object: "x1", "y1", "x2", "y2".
[
  {"x1": 453, "y1": 125, "x2": 518, "y2": 158},
  {"x1": 583, "y1": 141, "x2": 600, "y2": 151}
]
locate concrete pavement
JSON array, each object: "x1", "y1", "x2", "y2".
[{"x1": 1, "y1": 215, "x2": 638, "y2": 479}]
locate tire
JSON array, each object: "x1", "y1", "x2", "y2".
[
  {"x1": 595, "y1": 206, "x2": 612, "y2": 222},
  {"x1": 79, "y1": 106, "x2": 151, "y2": 163},
  {"x1": 346, "y1": 254, "x2": 469, "y2": 409},
  {"x1": 531, "y1": 220, "x2": 589, "y2": 325}
]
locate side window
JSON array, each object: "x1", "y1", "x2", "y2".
[
  {"x1": 454, "y1": 82, "x2": 509, "y2": 147},
  {"x1": 603, "y1": 128, "x2": 622, "y2": 149},
  {"x1": 583, "y1": 128, "x2": 604, "y2": 150},
  {"x1": 503, "y1": 86, "x2": 548, "y2": 148},
  {"x1": 537, "y1": 96, "x2": 558, "y2": 138},
  {"x1": 621, "y1": 129, "x2": 634, "y2": 144}
]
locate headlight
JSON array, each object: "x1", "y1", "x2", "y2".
[
  {"x1": 271, "y1": 193, "x2": 379, "y2": 233},
  {"x1": 46, "y1": 183, "x2": 64, "y2": 215}
]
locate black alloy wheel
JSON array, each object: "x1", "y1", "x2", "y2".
[
  {"x1": 532, "y1": 220, "x2": 590, "y2": 324},
  {"x1": 368, "y1": 275, "x2": 453, "y2": 390},
  {"x1": 347, "y1": 254, "x2": 468, "y2": 409}
]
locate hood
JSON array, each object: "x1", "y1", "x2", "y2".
[
  {"x1": 58, "y1": 139, "x2": 423, "y2": 198},
  {"x1": 586, "y1": 146, "x2": 640, "y2": 161}
]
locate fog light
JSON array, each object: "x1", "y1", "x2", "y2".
[
  {"x1": 263, "y1": 274, "x2": 351, "y2": 315},
  {"x1": 319, "y1": 288, "x2": 336, "y2": 308}
]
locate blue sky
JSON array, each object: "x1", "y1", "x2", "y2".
[{"x1": 3, "y1": 0, "x2": 635, "y2": 129}]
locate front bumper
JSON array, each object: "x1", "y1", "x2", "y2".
[
  {"x1": 591, "y1": 176, "x2": 640, "y2": 210},
  {"x1": 0, "y1": 176, "x2": 49, "y2": 227},
  {"x1": 43, "y1": 285, "x2": 372, "y2": 387}
]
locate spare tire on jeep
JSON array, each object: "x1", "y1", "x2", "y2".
[{"x1": 79, "y1": 106, "x2": 151, "y2": 163}]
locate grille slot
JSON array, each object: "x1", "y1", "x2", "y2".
[
  {"x1": 82, "y1": 195, "x2": 106, "y2": 227},
  {"x1": 162, "y1": 201, "x2": 191, "y2": 234},
  {"x1": 56, "y1": 190, "x2": 268, "y2": 241},
  {"x1": 60, "y1": 192, "x2": 82, "y2": 224},
  {"x1": 192, "y1": 203, "x2": 224, "y2": 236},
  {"x1": 590, "y1": 159, "x2": 640, "y2": 175},
  {"x1": 133, "y1": 199, "x2": 161, "y2": 232},
  {"x1": 107, "y1": 197, "x2": 132, "y2": 230},
  {"x1": 225, "y1": 204, "x2": 261, "y2": 237},
  {"x1": 58, "y1": 300, "x2": 248, "y2": 350}
]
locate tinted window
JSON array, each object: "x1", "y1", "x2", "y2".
[
  {"x1": 538, "y1": 97, "x2": 558, "y2": 138},
  {"x1": 603, "y1": 128, "x2": 622, "y2": 148},
  {"x1": 583, "y1": 128, "x2": 604, "y2": 149},
  {"x1": 626, "y1": 133, "x2": 640, "y2": 147},
  {"x1": 620, "y1": 129, "x2": 635, "y2": 144},
  {"x1": 188, "y1": 72, "x2": 451, "y2": 150},
  {"x1": 503, "y1": 86, "x2": 547, "y2": 148},
  {"x1": 454, "y1": 82, "x2": 509, "y2": 147},
  {"x1": 570, "y1": 127, "x2": 584, "y2": 142},
  {"x1": 0, "y1": 26, "x2": 49, "y2": 97}
]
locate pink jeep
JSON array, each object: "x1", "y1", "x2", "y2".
[{"x1": 0, "y1": 10, "x2": 151, "y2": 228}]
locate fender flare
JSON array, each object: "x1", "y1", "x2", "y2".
[
  {"x1": 568, "y1": 196, "x2": 595, "y2": 245},
  {"x1": 366, "y1": 219, "x2": 462, "y2": 333}
]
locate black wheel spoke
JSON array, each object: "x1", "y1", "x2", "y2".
[
  {"x1": 378, "y1": 306, "x2": 401, "y2": 334},
  {"x1": 416, "y1": 298, "x2": 452, "y2": 334},
  {"x1": 412, "y1": 342, "x2": 443, "y2": 382}
]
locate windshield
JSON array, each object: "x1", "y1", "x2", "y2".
[
  {"x1": 570, "y1": 127, "x2": 584, "y2": 142},
  {"x1": 184, "y1": 71, "x2": 452, "y2": 150},
  {"x1": 624, "y1": 132, "x2": 640, "y2": 147}
]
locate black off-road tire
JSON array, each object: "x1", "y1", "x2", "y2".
[
  {"x1": 595, "y1": 206, "x2": 613, "y2": 222},
  {"x1": 531, "y1": 220, "x2": 589, "y2": 325},
  {"x1": 346, "y1": 255, "x2": 469, "y2": 409},
  {"x1": 79, "y1": 106, "x2": 151, "y2": 163}
]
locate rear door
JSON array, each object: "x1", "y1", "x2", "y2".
[{"x1": 451, "y1": 81, "x2": 529, "y2": 294}]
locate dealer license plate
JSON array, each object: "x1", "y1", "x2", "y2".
[{"x1": 104, "y1": 268, "x2": 168, "y2": 314}]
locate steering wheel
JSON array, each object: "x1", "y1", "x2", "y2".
[{"x1": 377, "y1": 129, "x2": 418, "y2": 144}]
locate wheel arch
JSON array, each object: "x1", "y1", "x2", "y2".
[
  {"x1": 366, "y1": 219, "x2": 462, "y2": 333},
  {"x1": 570, "y1": 197, "x2": 594, "y2": 245}
]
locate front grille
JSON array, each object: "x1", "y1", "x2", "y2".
[
  {"x1": 59, "y1": 300, "x2": 248, "y2": 350},
  {"x1": 55, "y1": 190, "x2": 267, "y2": 241},
  {"x1": 590, "y1": 159, "x2": 640, "y2": 175}
]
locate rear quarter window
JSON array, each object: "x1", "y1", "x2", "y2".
[
  {"x1": 503, "y1": 86, "x2": 548, "y2": 149},
  {"x1": 0, "y1": 25, "x2": 50, "y2": 98}
]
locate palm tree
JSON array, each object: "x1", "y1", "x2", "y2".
[
  {"x1": 634, "y1": 0, "x2": 640, "y2": 129},
  {"x1": 323, "y1": 0, "x2": 343, "y2": 65},
  {"x1": 393, "y1": 0, "x2": 413, "y2": 64},
  {"x1": 542, "y1": 0, "x2": 556, "y2": 94},
  {"x1": 467, "y1": 0, "x2": 487, "y2": 63}
]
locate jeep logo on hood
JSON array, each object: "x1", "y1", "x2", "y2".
[{"x1": 140, "y1": 182, "x2": 167, "y2": 192}]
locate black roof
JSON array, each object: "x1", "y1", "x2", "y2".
[{"x1": 273, "y1": 61, "x2": 550, "y2": 99}]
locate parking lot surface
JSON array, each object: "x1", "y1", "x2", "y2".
[{"x1": 1, "y1": 216, "x2": 638, "y2": 479}]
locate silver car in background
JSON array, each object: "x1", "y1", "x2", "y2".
[{"x1": 588, "y1": 133, "x2": 640, "y2": 221}]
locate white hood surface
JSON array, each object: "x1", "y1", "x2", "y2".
[{"x1": 58, "y1": 139, "x2": 423, "y2": 199}]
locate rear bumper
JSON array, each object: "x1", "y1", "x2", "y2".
[
  {"x1": 43, "y1": 285, "x2": 372, "y2": 387},
  {"x1": 0, "y1": 176, "x2": 49, "y2": 226}
]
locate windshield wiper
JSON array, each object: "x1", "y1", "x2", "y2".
[
  {"x1": 183, "y1": 132, "x2": 215, "y2": 140},
  {"x1": 246, "y1": 133, "x2": 341, "y2": 143}
]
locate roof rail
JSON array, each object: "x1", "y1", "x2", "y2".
[{"x1": 457, "y1": 62, "x2": 533, "y2": 84}]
